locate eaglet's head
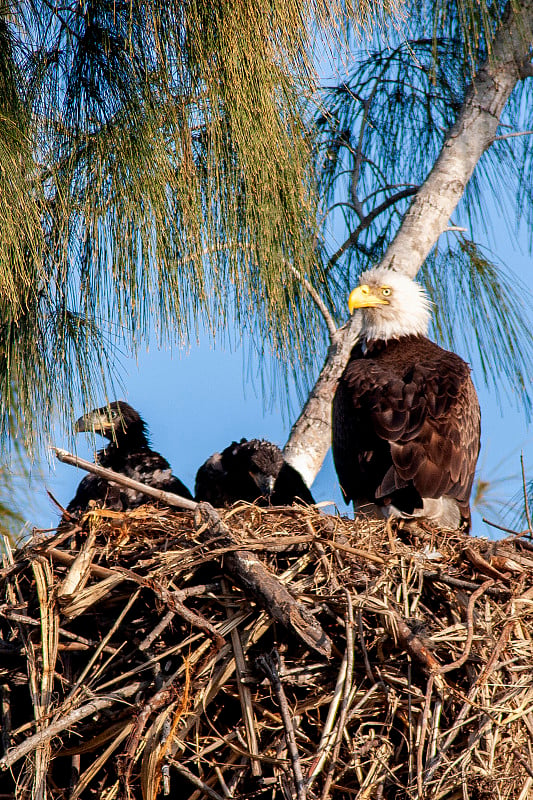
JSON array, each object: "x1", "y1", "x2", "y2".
[
  {"x1": 232, "y1": 439, "x2": 284, "y2": 497},
  {"x1": 75, "y1": 400, "x2": 147, "y2": 443},
  {"x1": 348, "y1": 266, "x2": 431, "y2": 342}
]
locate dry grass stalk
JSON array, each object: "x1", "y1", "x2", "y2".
[{"x1": 0, "y1": 503, "x2": 532, "y2": 799}]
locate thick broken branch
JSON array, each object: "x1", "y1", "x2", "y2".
[{"x1": 195, "y1": 504, "x2": 332, "y2": 658}]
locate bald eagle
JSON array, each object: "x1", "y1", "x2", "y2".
[
  {"x1": 332, "y1": 267, "x2": 480, "y2": 530},
  {"x1": 195, "y1": 438, "x2": 315, "y2": 507},
  {"x1": 62, "y1": 401, "x2": 192, "y2": 523}
]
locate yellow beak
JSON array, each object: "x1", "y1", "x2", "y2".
[{"x1": 348, "y1": 285, "x2": 389, "y2": 313}]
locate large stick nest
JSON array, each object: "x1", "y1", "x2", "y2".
[{"x1": 1, "y1": 504, "x2": 533, "y2": 800}]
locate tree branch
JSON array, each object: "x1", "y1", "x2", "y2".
[
  {"x1": 0, "y1": 682, "x2": 146, "y2": 771},
  {"x1": 380, "y1": 0, "x2": 533, "y2": 278},
  {"x1": 326, "y1": 186, "x2": 419, "y2": 271},
  {"x1": 287, "y1": 264, "x2": 338, "y2": 341},
  {"x1": 492, "y1": 129, "x2": 533, "y2": 140},
  {"x1": 53, "y1": 448, "x2": 197, "y2": 511}
]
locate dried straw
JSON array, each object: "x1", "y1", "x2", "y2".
[{"x1": 1, "y1": 503, "x2": 532, "y2": 799}]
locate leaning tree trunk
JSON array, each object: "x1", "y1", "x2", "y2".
[{"x1": 283, "y1": 0, "x2": 533, "y2": 485}]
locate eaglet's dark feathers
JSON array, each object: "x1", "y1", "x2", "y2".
[
  {"x1": 195, "y1": 438, "x2": 314, "y2": 507},
  {"x1": 62, "y1": 401, "x2": 192, "y2": 524}
]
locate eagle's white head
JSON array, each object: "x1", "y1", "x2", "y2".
[{"x1": 348, "y1": 266, "x2": 431, "y2": 342}]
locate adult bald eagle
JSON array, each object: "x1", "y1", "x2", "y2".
[
  {"x1": 195, "y1": 438, "x2": 315, "y2": 507},
  {"x1": 62, "y1": 400, "x2": 192, "y2": 523},
  {"x1": 332, "y1": 267, "x2": 480, "y2": 530}
]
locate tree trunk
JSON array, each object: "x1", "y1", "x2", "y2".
[
  {"x1": 283, "y1": 316, "x2": 360, "y2": 487},
  {"x1": 283, "y1": 0, "x2": 533, "y2": 484}
]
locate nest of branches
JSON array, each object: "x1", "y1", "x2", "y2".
[{"x1": 1, "y1": 502, "x2": 533, "y2": 800}]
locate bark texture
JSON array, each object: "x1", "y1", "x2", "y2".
[
  {"x1": 284, "y1": 0, "x2": 533, "y2": 486},
  {"x1": 283, "y1": 315, "x2": 361, "y2": 486}
]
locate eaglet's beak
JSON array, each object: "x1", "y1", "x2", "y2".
[
  {"x1": 252, "y1": 472, "x2": 276, "y2": 498},
  {"x1": 74, "y1": 410, "x2": 112, "y2": 434},
  {"x1": 348, "y1": 284, "x2": 390, "y2": 313}
]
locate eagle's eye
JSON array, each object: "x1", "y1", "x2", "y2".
[
  {"x1": 381, "y1": 287, "x2": 391, "y2": 297},
  {"x1": 110, "y1": 410, "x2": 118, "y2": 419}
]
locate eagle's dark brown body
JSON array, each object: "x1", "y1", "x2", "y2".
[{"x1": 333, "y1": 335, "x2": 480, "y2": 530}]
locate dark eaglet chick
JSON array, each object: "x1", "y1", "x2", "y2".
[
  {"x1": 61, "y1": 400, "x2": 192, "y2": 525},
  {"x1": 332, "y1": 266, "x2": 480, "y2": 531},
  {"x1": 195, "y1": 438, "x2": 315, "y2": 507}
]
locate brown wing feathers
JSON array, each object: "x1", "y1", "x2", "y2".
[{"x1": 333, "y1": 336, "x2": 480, "y2": 527}]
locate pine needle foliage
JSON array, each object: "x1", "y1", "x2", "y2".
[
  {"x1": 315, "y1": 37, "x2": 467, "y2": 279},
  {"x1": 2, "y1": 0, "x2": 392, "y2": 449},
  {"x1": 1, "y1": 0, "x2": 532, "y2": 460},
  {"x1": 421, "y1": 240, "x2": 533, "y2": 415},
  {"x1": 409, "y1": 0, "x2": 506, "y2": 74}
]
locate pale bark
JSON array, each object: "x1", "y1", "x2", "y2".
[
  {"x1": 0, "y1": 682, "x2": 146, "y2": 771},
  {"x1": 283, "y1": 316, "x2": 360, "y2": 487},
  {"x1": 54, "y1": 448, "x2": 197, "y2": 510},
  {"x1": 283, "y1": 0, "x2": 533, "y2": 485}
]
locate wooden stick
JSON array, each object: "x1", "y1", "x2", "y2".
[
  {"x1": 1, "y1": 686, "x2": 11, "y2": 757},
  {"x1": 307, "y1": 639, "x2": 349, "y2": 787},
  {"x1": 0, "y1": 682, "x2": 146, "y2": 771},
  {"x1": 286, "y1": 263, "x2": 338, "y2": 341},
  {"x1": 222, "y1": 579, "x2": 262, "y2": 778},
  {"x1": 138, "y1": 611, "x2": 176, "y2": 653},
  {"x1": 117, "y1": 686, "x2": 176, "y2": 799},
  {"x1": 171, "y1": 762, "x2": 225, "y2": 800},
  {"x1": 464, "y1": 547, "x2": 509, "y2": 582},
  {"x1": 436, "y1": 580, "x2": 494, "y2": 675},
  {"x1": 393, "y1": 614, "x2": 446, "y2": 694},
  {"x1": 319, "y1": 591, "x2": 355, "y2": 800},
  {"x1": 53, "y1": 448, "x2": 197, "y2": 510},
  {"x1": 322, "y1": 539, "x2": 386, "y2": 565},
  {"x1": 423, "y1": 570, "x2": 509, "y2": 596},
  {"x1": 2, "y1": 609, "x2": 116, "y2": 655},
  {"x1": 417, "y1": 674, "x2": 435, "y2": 797},
  {"x1": 256, "y1": 650, "x2": 306, "y2": 800},
  {"x1": 48, "y1": 548, "x2": 120, "y2": 580}
]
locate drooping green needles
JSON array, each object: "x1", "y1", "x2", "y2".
[{"x1": 0, "y1": 0, "x2": 532, "y2": 461}]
